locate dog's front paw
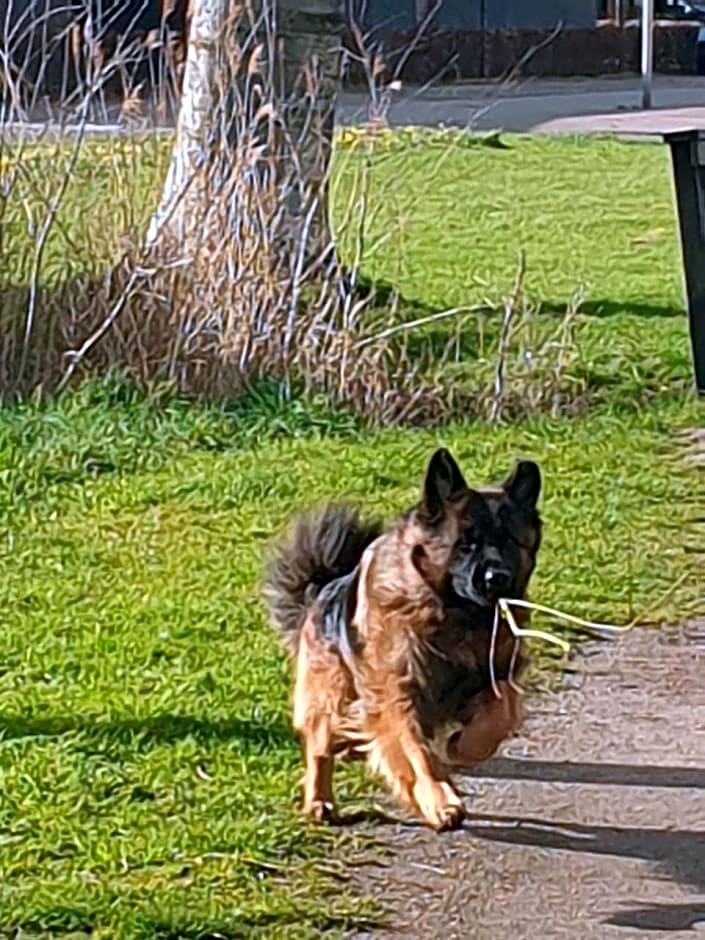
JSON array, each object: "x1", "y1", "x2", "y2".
[
  {"x1": 414, "y1": 780, "x2": 465, "y2": 832},
  {"x1": 304, "y1": 799, "x2": 337, "y2": 823},
  {"x1": 434, "y1": 800, "x2": 465, "y2": 832}
]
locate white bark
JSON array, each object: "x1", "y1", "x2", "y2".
[
  {"x1": 146, "y1": 0, "x2": 223, "y2": 245},
  {"x1": 147, "y1": 0, "x2": 343, "y2": 262}
]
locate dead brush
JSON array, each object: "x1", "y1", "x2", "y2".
[
  {"x1": 482, "y1": 252, "x2": 588, "y2": 423},
  {"x1": 1, "y1": 2, "x2": 588, "y2": 425}
]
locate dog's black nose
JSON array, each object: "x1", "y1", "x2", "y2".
[{"x1": 483, "y1": 567, "x2": 511, "y2": 594}]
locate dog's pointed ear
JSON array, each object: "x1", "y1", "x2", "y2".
[
  {"x1": 503, "y1": 459, "x2": 541, "y2": 510},
  {"x1": 421, "y1": 448, "x2": 468, "y2": 521}
]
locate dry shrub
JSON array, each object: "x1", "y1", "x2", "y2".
[
  {"x1": 481, "y1": 253, "x2": 588, "y2": 421},
  {"x1": 0, "y1": 2, "x2": 587, "y2": 425},
  {"x1": 0, "y1": 0, "x2": 186, "y2": 125}
]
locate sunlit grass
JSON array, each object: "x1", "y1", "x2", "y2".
[{"x1": 0, "y1": 130, "x2": 702, "y2": 935}]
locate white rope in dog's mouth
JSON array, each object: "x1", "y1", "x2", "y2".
[
  {"x1": 501, "y1": 598, "x2": 638, "y2": 640},
  {"x1": 489, "y1": 597, "x2": 635, "y2": 700},
  {"x1": 490, "y1": 570, "x2": 692, "y2": 699}
]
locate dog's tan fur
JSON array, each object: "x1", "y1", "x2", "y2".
[{"x1": 265, "y1": 451, "x2": 541, "y2": 830}]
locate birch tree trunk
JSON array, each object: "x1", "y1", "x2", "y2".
[{"x1": 147, "y1": 0, "x2": 343, "y2": 272}]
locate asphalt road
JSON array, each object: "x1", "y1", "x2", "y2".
[
  {"x1": 4, "y1": 74, "x2": 705, "y2": 138},
  {"x1": 338, "y1": 74, "x2": 705, "y2": 132}
]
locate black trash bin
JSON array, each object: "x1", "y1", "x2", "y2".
[{"x1": 664, "y1": 129, "x2": 705, "y2": 393}]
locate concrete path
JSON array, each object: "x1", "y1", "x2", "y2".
[
  {"x1": 533, "y1": 107, "x2": 705, "y2": 136},
  {"x1": 352, "y1": 621, "x2": 705, "y2": 939}
]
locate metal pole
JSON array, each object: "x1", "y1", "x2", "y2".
[{"x1": 641, "y1": 0, "x2": 654, "y2": 109}]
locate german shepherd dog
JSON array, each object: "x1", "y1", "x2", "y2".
[{"x1": 264, "y1": 449, "x2": 542, "y2": 831}]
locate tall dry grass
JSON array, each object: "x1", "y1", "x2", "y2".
[{"x1": 0, "y1": 1, "x2": 586, "y2": 423}]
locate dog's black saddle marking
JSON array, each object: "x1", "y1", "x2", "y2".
[{"x1": 316, "y1": 567, "x2": 362, "y2": 664}]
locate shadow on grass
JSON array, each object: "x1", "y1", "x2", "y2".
[
  {"x1": 543, "y1": 298, "x2": 684, "y2": 319},
  {"x1": 350, "y1": 276, "x2": 683, "y2": 324},
  {"x1": 0, "y1": 713, "x2": 294, "y2": 750},
  {"x1": 329, "y1": 807, "x2": 424, "y2": 828},
  {"x1": 4, "y1": 910, "x2": 95, "y2": 938},
  {"x1": 9, "y1": 910, "x2": 382, "y2": 939},
  {"x1": 395, "y1": 296, "x2": 686, "y2": 365},
  {"x1": 147, "y1": 912, "x2": 382, "y2": 939}
]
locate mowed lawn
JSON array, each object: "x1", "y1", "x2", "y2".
[{"x1": 0, "y1": 132, "x2": 702, "y2": 937}]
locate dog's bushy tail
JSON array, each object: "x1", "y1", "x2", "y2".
[{"x1": 263, "y1": 504, "x2": 382, "y2": 655}]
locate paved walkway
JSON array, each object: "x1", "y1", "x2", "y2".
[
  {"x1": 534, "y1": 108, "x2": 705, "y2": 136},
  {"x1": 352, "y1": 622, "x2": 705, "y2": 939}
]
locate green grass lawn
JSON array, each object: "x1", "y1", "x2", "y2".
[
  {"x1": 0, "y1": 131, "x2": 703, "y2": 937},
  {"x1": 2, "y1": 132, "x2": 695, "y2": 404}
]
